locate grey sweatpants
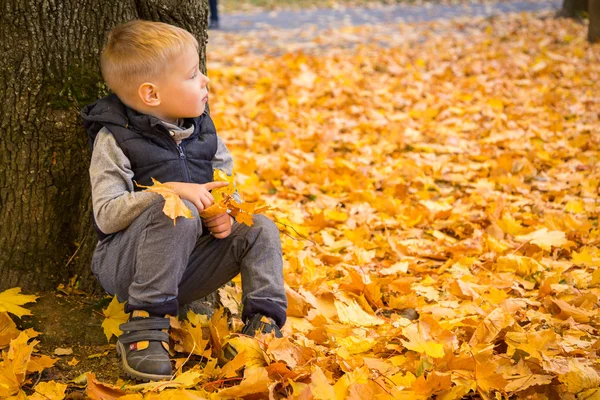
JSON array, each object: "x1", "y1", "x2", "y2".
[{"x1": 91, "y1": 199, "x2": 287, "y2": 324}]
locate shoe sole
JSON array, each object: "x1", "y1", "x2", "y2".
[{"x1": 116, "y1": 341, "x2": 171, "y2": 382}]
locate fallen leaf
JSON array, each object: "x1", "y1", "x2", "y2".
[
  {"x1": 469, "y1": 307, "x2": 515, "y2": 346},
  {"x1": 515, "y1": 228, "x2": 567, "y2": 251},
  {"x1": 216, "y1": 366, "x2": 271, "y2": 397},
  {"x1": 558, "y1": 359, "x2": 600, "y2": 393},
  {"x1": 401, "y1": 323, "x2": 444, "y2": 358},
  {"x1": 101, "y1": 296, "x2": 128, "y2": 342},
  {"x1": 67, "y1": 357, "x2": 80, "y2": 366},
  {"x1": 53, "y1": 348, "x2": 73, "y2": 356},
  {"x1": 0, "y1": 288, "x2": 37, "y2": 318},
  {"x1": 27, "y1": 355, "x2": 57, "y2": 373},
  {"x1": 334, "y1": 292, "x2": 384, "y2": 327},
  {"x1": 0, "y1": 312, "x2": 20, "y2": 348},
  {"x1": 86, "y1": 373, "x2": 128, "y2": 399},
  {"x1": 28, "y1": 381, "x2": 68, "y2": 400}
]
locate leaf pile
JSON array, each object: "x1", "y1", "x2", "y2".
[
  {"x1": 207, "y1": 12, "x2": 600, "y2": 399},
  {"x1": 0, "y1": 289, "x2": 62, "y2": 399}
]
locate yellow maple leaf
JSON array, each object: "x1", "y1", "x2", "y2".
[
  {"x1": 28, "y1": 381, "x2": 68, "y2": 400},
  {"x1": 558, "y1": 359, "x2": 600, "y2": 393},
  {"x1": 229, "y1": 199, "x2": 256, "y2": 227},
  {"x1": 334, "y1": 292, "x2": 384, "y2": 327},
  {"x1": 333, "y1": 366, "x2": 370, "y2": 400},
  {"x1": 101, "y1": 296, "x2": 128, "y2": 342},
  {"x1": 389, "y1": 371, "x2": 417, "y2": 387},
  {"x1": 564, "y1": 199, "x2": 585, "y2": 213},
  {"x1": 222, "y1": 336, "x2": 267, "y2": 368},
  {"x1": 217, "y1": 366, "x2": 271, "y2": 398},
  {"x1": 495, "y1": 254, "x2": 544, "y2": 277},
  {"x1": 497, "y1": 214, "x2": 529, "y2": 236},
  {"x1": 266, "y1": 337, "x2": 314, "y2": 369},
  {"x1": 515, "y1": 228, "x2": 567, "y2": 251},
  {"x1": 172, "y1": 369, "x2": 203, "y2": 387},
  {"x1": 401, "y1": 324, "x2": 444, "y2": 358},
  {"x1": 308, "y1": 366, "x2": 336, "y2": 399},
  {"x1": 336, "y1": 335, "x2": 376, "y2": 355},
  {"x1": 0, "y1": 331, "x2": 38, "y2": 397},
  {"x1": 592, "y1": 269, "x2": 600, "y2": 286},
  {"x1": 0, "y1": 312, "x2": 20, "y2": 348},
  {"x1": 136, "y1": 178, "x2": 193, "y2": 225},
  {"x1": 469, "y1": 307, "x2": 515, "y2": 346},
  {"x1": 212, "y1": 168, "x2": 236, "y2": 203},
  {"x1": 7, "y1": 332, "x2": 36, "y2": 379},
  {"x1": 504, "y1": 374, "x2": 553, "y2": 393},
  {"x1": 27, "y1": 355, "x2": 57, "y2": 373},
  {"x1": 285, "y1": 285, "x2": 312, "y2": 317},
  {"x1": 179, "y1": 320, "x2": 210, "y2": 357},
  {"x1": 67, "y1": 357, "x2": 79, "y2": 367},
  {"x1": 0, "y1": 288, "x2": 37, "y2": 318},
  {"x1": 571, "y1": 246, "x2": 597, "y2": 266},
  {"x1": 221, "y1": 348, "x2": 253, "y2": 378},
  {"x1": 209, "y1": 307, "x2": 230, "y2": 357}
]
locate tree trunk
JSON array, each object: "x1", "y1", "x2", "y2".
[
  {"x1": 558, "y1": 0, "x2": 589, "y2": 18},
  {"x1": 0, "y1": 0, "x2": 209, "y2": 292},
  {"x1": 590, "y1": 0, "x2": 600, "y2": 42}
]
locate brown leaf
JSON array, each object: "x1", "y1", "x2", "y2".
[{"x1": 86, "y1": 372, "x2": 128, "y2": 400}]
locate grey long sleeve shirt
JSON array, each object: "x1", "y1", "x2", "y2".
[{"x1": 90, "y1": 120, "x2": 241, "y2": 235}]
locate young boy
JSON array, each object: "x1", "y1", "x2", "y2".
[{"x1": 81, "y1": 20, "x2": 287, "y2": 382}]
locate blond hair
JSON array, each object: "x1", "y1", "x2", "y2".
[{"x1": 100, "y1": 20, "x2": 198, "y2": 96}]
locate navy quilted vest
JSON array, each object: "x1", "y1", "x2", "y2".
[{"x1": 82, "y1": 94, "x2": 218, "y2": 239}]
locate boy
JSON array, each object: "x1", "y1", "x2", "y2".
[{"x1": 81, "y1": 20, "x2": 287, "y2": 382}]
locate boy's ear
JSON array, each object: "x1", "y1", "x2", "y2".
[{"x1": 137, "y1": 82, "x2": 161, "y2": 107}]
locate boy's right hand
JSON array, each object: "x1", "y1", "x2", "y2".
[{"x1": 165, "y1": 181, "x2": 229, "y2": 213}]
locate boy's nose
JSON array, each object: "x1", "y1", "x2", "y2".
[{"x1": 201, "y1": 74, "x2": 210, "y2": 86}]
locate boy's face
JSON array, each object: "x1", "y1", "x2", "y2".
[{"x1": 144, "y1": 45, "x2": 209, "y2": 123}]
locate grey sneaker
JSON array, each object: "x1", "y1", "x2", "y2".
[{"x1": 116, "y1": 311, "x2": 172, "y2": 381}]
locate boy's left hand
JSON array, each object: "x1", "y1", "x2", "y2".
[{"x1": 204, "y1": 213, "x2": 234, "y2": 239}]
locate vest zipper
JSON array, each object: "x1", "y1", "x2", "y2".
[{"x1": 176, "y1": 143, "x2": 192, "y2": 182}]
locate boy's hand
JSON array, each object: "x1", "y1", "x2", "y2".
[
  {"x1": 165, "y1": 181, "x2": 229, "y2": 213},
  {"x1": 204, "y1": 213, "x2": 234, "y2": 239}
]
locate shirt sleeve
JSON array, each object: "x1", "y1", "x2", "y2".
[
  {"x1": 211, "y1": 135, "x2": 243, "y2": 203},
  {"x1": 90, "y1": 127, "x2": 160, "y2": 234}
]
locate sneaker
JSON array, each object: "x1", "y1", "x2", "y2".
[
  {"x1": 116, "y1": 311, "x2": 172, "y2": 381},
  {"x1": 241, "y1": 314, "x2": 283, "y2": 338},
  {"x1": 221, "y1": 314, "x2": 283, "y2": 362}
]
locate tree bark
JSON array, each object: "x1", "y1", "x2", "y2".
[
  {"x1": 558, "y1": 0, "x2": 589, "y2": 18},
  {"x1": 590, "y1": 0, "x2": 600, "y2": 42},
  {"x1": 0, "y1": 0, "x2": 209, "y2": 292}
]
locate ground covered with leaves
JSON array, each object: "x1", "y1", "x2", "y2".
[{"x1": 2, "y1": 11, "x2": 600, "y2": 400}]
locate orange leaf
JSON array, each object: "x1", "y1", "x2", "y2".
[{"x1": 136, "y1": 178, "x2": 193, "y2": 224}]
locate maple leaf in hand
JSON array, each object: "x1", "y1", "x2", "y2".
[{"x1": 136, "y1": 178, "x2": 193, "y2": 225}]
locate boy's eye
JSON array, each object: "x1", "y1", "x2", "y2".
[{"x1": 190, "y1": 73, "x2": 197, "y2": 79}]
